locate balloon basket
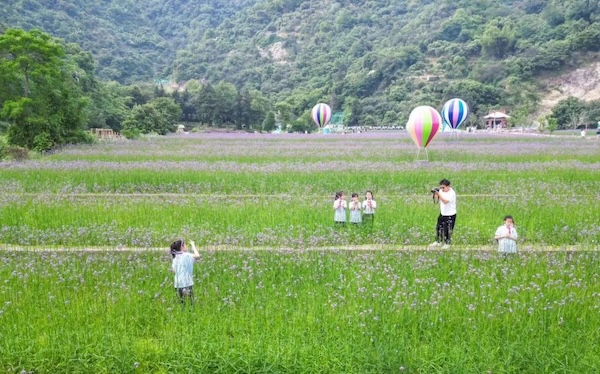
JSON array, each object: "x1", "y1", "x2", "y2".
[
  {"x1": 415, "y1": 147, "x2": 429, "y2": 161},
  {"x1": 450, "y1": 129, "x2": 460, "y2": 140}
]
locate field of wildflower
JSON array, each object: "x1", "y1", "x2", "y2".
[
  {"x1": 1, "y1": 132, "x2": 599, "y2": 249},
  {"x1": 1, "y1": 132, "x2": 600, "y2": 372}
]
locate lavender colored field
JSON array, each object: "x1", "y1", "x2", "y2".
[
  {"x1": 0, "y1": 132, "x2": 599, "y2": 248},
  {"x1": 1, "y1": 250, "x2": 599, "y2": 373}
]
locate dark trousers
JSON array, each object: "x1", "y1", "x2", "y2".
[
  {"x1": 362, "y1": 214, "x2": 374, "y2": 225},
  {"x1": 176, "y1": 286, "x2": 194, "y2": 306},
  {"x1": 436, "y1": 214, "x2": 456, "y2": 244}
]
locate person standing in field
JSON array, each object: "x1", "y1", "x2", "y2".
[
  {"x1": 429, "y1": 179, "x2": 457, "y2": 250},
  {"x1": 171, "y1": 239, "x2": 201, "y2": 306},
  {"x1": 362, "y1": 191, "x2": 376, "y2": 226},
  {"x1": 333, "y1": 191, "x2": 347, "y2": 226},
  {"x1": 349, "y1": 193, "x2": 362, "y2": 225},
  {"x1": 495, "y1": 215, "x2": 518, "y2": 256}
]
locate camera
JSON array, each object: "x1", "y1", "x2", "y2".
[{"x1": 431, "y1": 187, "x2": 440, "y2": 193}]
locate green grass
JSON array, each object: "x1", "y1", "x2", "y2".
[
  {"x1": 1, "y1": 250, "x2": 599, "y2": 373},
  {"x1": 1, "y1": 135, "x2": 599, "y2": 247},
  {"x1": 1, "y1": 134, "x2": 600, "y2": 372},
  {"x1": 0, "y1": 194, "x2": 598, "y2": 247}
]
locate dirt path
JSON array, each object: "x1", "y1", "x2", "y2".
[
  {"x1": 0, "y1": 244, "x2": 594, "y2": 252},
  {"x1": 1, "y1": 193, "x2": 562, "y2": 198}
]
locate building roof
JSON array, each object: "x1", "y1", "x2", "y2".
[{"x1": 484, "y1": 111, "x2": 511, "y2": 119}]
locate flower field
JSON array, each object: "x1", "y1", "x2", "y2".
[
  {"x1": 1, "y1": 133, "x2": 599, "y2": 249},
  {"x1": 1, "y1": 132, "x2": 600, "y2": 372}
]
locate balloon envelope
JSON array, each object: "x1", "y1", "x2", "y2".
[
  {"x1": 312, "y1": 103, "x2": 332, "y2": 127},
  {"x1": 406, "y1": 106, "x2": 442, "y2": 148},
  {"x1": 441, "y1": 98, "x2": 469, "y2": 129}
]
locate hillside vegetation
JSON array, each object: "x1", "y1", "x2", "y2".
[
  {"x1": 1, "y1": 0, "x2": 600, "y2": 144},
  {"x1": 0, "y1": 0, "x2": 258, "y2": 82}
]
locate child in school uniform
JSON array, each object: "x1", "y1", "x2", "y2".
[
  {"x1": 495, "y1": 215, "x2": 518, "y2": 255},
  {"x1": 362, "y1": 190, "x2": 377, "y2": 225},
  {"x1": 349, "y1": 193, "x2": 362, "y2": 224},
  {"x1": 333, "y1": 191, "x2": 347, "y2": 225}
]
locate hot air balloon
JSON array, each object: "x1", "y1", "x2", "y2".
[
  {"x1": 312, "y1": 103, "x2": 332, "y2": 128},
  {"x1": 441, "y1": 98, "x2": 469, "y2": 135},
  {"x1": 406, "y1": 106, "x2": 442, "y2": 160}
]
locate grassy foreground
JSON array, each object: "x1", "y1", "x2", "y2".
[
  {"x1": 1, "y1": 249, "x2": 599, "y2": 373},
  {"x1": 1, "y1": 133, "x2": 600, "y2": 372}
]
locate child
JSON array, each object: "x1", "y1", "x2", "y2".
[
  {"x1": 333, "y1": 191, "x2": 347, "y2": 225},
  {"x1": 362, "y1": 190, "x2": 377, "y2": 225},
  {"x1": 171, "y1": 239, "x2": 201, "y2": 306},
  {"x1": 495, "y1": 215, "x2": 518, "y2": 256},
  {"x1": 349, "y1": 193, "x2": 362, "y2": 224}
]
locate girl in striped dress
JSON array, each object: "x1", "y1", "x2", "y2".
[
  {"x1": 349, "y1": 193, "x2": 362, "y2": 224},
  {"x1": 333, "y1": 191, "x2": 347, "y2": 225},
  {"x1": 362, "y1": 190, "x2": 377, "y2": 225},
  {"x1": 495, "y1": 215, "x2": 518, "y2": 256}
]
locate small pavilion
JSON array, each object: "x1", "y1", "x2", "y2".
[
  {"x1": 484, "y1": 109, "x2": 510, "y2": 129},
  {"x1": 89, "y1": 128, "x2": 118, "y2": 139}
]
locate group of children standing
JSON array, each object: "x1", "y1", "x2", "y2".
[{"x1": 333, "y1": 190, "x2": 377, "y2": 225}]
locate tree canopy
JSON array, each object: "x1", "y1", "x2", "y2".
[
  {"x1": 2, "y1": 0, "x2": 600, "y2": 140},
  {"x1": 0, "y1": 29, "x2": 92, "y2": 151}
]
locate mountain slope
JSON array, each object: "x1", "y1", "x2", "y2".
[
  {"x1": 0, "y1": 0, "x2": 257, "y2": 83},
  {"x1": 2, "y1": 0, "x2": 600, "y2": 125},
  {"x1": 172, "y1": 0, "x2": 600, "y2": 124}
]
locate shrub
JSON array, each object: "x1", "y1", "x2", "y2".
[
  {"x1": 33, "y1": 132, "x2": 54, "y2": 153},
  {"x1": 6, "y1": 146, "x2": 29, "y2": 161},
  {"x1": 0, "y1": 138, "x2": 6, "y2": 160},
  {"x1": 121, "y1": 128, "x2": 141, "y2": 139}
]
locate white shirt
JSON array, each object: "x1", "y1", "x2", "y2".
[
  {"x1": 333, "y1": 199, "x2": 347, "y2": 210},
  {"x1": 495, "y1": 225, "x2": 518, "y2": 253},
  {"x1": 349, "y1": 200, "x2": 362, "y2": 211},
  {"x1": 333, "y1": 199, "x2": 347, "y2": 222},
  {"x1": 439, "y1": 188, "x2": 456, "y2": 216},
  {"x1": 362, "y1": 199, "x2": 376, "y2": 214},
  {"x1": 172, "y1": 252, "x2": 195, "y2": 288}
]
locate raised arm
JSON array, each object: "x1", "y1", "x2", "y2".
[{"x1": 189, "y1": 240, "x2": 201, "y2": 259}]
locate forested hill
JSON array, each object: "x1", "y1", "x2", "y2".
[
  {"x1": 2, "y1": 0, "x2": 600, "y2": 126},
  {"x1": 0, "y1": 0, "x2": 258, "y2": 82}
]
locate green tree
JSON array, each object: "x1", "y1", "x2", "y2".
[
  {"x1": 121, "y1": 97, "x2": 181, "y2": 136},
  {"x1": 480, "y1": 19, "x2": 517, "y2": 59},
  {"x1": 551, "y1": 97, "x2": 586, "y2": 129},
  {"x1": 275, "y1": 102, "x2": 293, "y2": 126},
  {"x1": 547, "y1": 116, "x2": 558, "y2": 134},
  {"x1": 149, "y1": 97, "x2": 182, "y2": 128},
  {"x1": 213, "y1": 81, "x2": 239, "y2": 125},
  {"x1": 0, "y1": 29, "x2": 91, "y2": 150},
  {"x1": 88, "y1": 81, "x2": 130, "y2": 131},
  {"x1": 193, "y1": 83, "x2": 217, "y2": 126},
  {"x1": 343, "y1": 96, "x2": 361, "y2": 127},
  {"x1": 262, "y1": 111, "x2": 276, "y2": 132}
]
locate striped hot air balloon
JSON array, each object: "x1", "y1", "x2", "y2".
[
  {"x1": 406, "y1": 106, "x2": 442, "y2": 148},
  {"x1": 311, "y1": 103, "x2": 332, "y2": 128},
  {"x1": 441, "y1": 98, "x2": 469, "y2": 130}
]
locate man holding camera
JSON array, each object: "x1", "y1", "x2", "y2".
[{"x1": 429, "y1": 179, "x2": 456, "y2": 250}]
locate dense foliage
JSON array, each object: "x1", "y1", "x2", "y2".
[
  {"x1": 0, "y1": 29, "x2": 94, "y2": 151},
  {"x1": 0, "y1": 0, "x2": 258, "y2": 83},
  {"x1": 2, "y1": 0, "x2": 600, "y2": 145},
  {"x1": 164, "y1": 0, "x2": 600, "y2": 125}
]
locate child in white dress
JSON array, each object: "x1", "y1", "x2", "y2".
[
  {"x1": 495, "y1": 215, "x2": 518, "y2": 255},
  {"x1": 333, "y1": 191, "x2": 347, "y2": 225},
  {"x1": 349, "y1": 193, "x2": 362, "y2": 224},
  {"x1": 362, "y1": 191, "x2": 376, "y2": 225}
]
